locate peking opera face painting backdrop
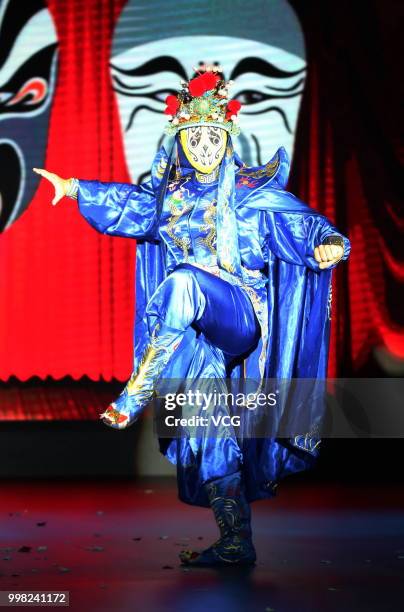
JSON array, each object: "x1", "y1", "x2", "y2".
[
  {"x1": 0, "y1": 0, "x2": 306, "y2": 232},
  {"x1": 0, "y1": 0, "x2": 403, "y2": 420}
]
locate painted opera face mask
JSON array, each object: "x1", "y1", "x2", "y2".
[{"x1": 179, "y1": 126, "x2": 227, "y2": 174}]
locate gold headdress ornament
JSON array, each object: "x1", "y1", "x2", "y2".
[{"x1": 164, "y1": 62, "x2": 242, "y2": 136}]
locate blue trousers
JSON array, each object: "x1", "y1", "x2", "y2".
[{"x1": 145, "y1": 263, "x2": 261, "y2": 358}]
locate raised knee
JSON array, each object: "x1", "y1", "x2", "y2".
[
  {"x1": 165, "y1": 266, "x2": 205, "y2": 321},
  {"x1": 167, "y1": 266, "x2": 198, "y2": 295},
  {"x1": 146, "y1": 265, "x2": 205, "y2": 328}
]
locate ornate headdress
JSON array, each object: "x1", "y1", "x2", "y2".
[{"x1": 163, "y1": 63, "x2": 242, "y2": 136}]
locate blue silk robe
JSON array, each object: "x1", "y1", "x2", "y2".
[{"x1": 76, "y1": 143, "x2": 350, "y2": 507}]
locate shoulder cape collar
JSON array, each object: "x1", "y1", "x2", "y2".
[{"x1": 234, "y1": 146, "x2": 290, "y2": 198}]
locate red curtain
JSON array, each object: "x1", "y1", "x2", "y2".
[
  {"x1": 0, "y1": 0, "x2": 402, "y2": 382},
  {"x1": 289, "y1": 0, "x2": 404, "y2": 375}
]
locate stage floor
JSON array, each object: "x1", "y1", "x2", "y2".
[{"x1": 0, "y1": 479, "x2": 403, "y2": 612}]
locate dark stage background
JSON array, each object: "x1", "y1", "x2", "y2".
[{"x1": 0, "y1": 0, "x2": 403, "y2": 479}]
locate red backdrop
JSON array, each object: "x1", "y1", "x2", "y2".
[
  {"x1": 0, "y1": 0, "x2": 403, "y2": 383},
  {"x1": 0, "y1": 0, "x2": 133, "y2": 381}
]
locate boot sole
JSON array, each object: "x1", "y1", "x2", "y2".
[
  {"x1": 179, "y1": 551, "x2": 256, "y2": 567},
  {"x1": 180, "y1": 558, "x2": 256, "y2": 567}
]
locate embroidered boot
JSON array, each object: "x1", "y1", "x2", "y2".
[
  {"x1": 100, "y1": 322, "x2": 184, "y2": 429},
  {"x1": 179, "y1": 471, "x2": 256, "y2": 566}
]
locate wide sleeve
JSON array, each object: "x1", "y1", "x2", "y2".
[
  {"x1": 76, "y1": 178, "x2": 157, "y2": 239},
  {"x1": 241, "y1": 184, "x2": 351, "y2": 271},
  {"x1": 263, "y1": 209, "x2": 350, "y2": 271}
]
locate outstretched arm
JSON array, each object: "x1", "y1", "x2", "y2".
[
  {"x1": 32, "y1": 168, "x2": 157, "y2": 239},
  {"x1": 32, "y1": 167, "x2": 71, "y2": 206}
]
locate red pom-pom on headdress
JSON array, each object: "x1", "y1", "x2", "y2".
[
  {"x1": 225, "y1": 99, "x2": 242, "y2": 120},
  {"x1": 188, "y1": 72, "x2": 220, "y2": 97},
  {"x1": 164, "y1": 95, "x2": 180, "y2": 115}
]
